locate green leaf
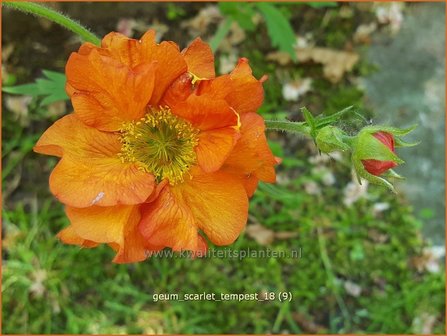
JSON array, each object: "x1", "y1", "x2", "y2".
[
  {"x1": 279, "y1": 2, "x2": 337, "y2": 8},
  {"x1": 209, "y1": 19, "x2": 233, "y2": 52},
  {"x1": 2, "y1": 83, "x2": 38, "y2": 96},
  {"x1": 257, "y1": 3, "x2": 297, "y2": 61},
  {"x1": 315, "y1": 105, "x2": 354, "y2": 128},
  {"x1": 306, "y1": 2, "x2": 338, "y2": 8},
  {"x1": 301, "y1": 107, "x2": 316, "y2": 130},
  {"x1": 2, "y1": 70, "x2": 68, "y2": 106},
  {"x1": 219, "y1": 2, "x2": 256, "y2": 31}
]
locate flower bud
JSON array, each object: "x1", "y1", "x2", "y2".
[
  {"x1": 361, "y1": 132, "x2": 397, "y2": 176},
  {"x1": 315, "y1": 126, "x2": 350, "y2": 153},
  {"x1": 351, "y1": 125, "x2": 416, "y2": 192}
]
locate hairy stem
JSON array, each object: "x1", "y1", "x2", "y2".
[
  {"x1": 265, "y1": 120, "x2": 311, "y2": 136},
  {"x1": 3, "y1": 1, "x2": 101, "y2": 45}
]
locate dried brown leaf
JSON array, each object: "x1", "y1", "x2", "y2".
[
  {"x1": 296, "y1": 47, "x2": 359, "y2": 83},
  {"x1": 268, "y1": 47, "x2": 360, "y2": 83},
  {"x1": 274, "y1": 231, "x2": 299, "y2": 240},
  {"x1": 292, "y1": 313, "x2": 327, "y2": 334},
  {"x1": 267, "y1": 51, "x2": 292, "y2": 66},
  {"x1": 246, "y1": 223, "x2": 298, "y2": 245},
  {"x1": 181, "y1": 5, "x2": 222, "y2": 36},
  {"x1": 354, "y1": 23, "x2": 377, "y2": 44},
  {"x1": 246, "y1": 224, "x2": 275, "y2": 246}
]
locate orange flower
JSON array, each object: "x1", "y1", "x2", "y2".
[{"x1": 34, "y1": 31, "x2": 278, "y2": 263}]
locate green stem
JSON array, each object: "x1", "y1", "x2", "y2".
[
  {"x1": 272, "y1": 302, "x2": 288, "y2": 332},
  {"x1": 317, "y1": 227, "x2": 352, "y2": 331},
  {"x1": 3, "y1": 1, "x2": 101, "y2": 46},
  {"x1": 265, "y1": 120, "x2": 311, "y2": 136}
]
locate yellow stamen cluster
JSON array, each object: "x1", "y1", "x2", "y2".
[{"x1": 119, "y1": 107, "x2": 199, "y2": 185}]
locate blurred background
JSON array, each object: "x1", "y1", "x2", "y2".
[{"x1": 2, "y1": 2, "x2": 445, "y2": 334}]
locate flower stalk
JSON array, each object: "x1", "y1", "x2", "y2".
[
  {"x1": 2, "y1": 1, "x2": 101, "y2": 46},
  {"x1": 265, "y1": 107, "x2": 417, "y2": 192},
  {"x1": 264, "y1": 120, "x2": 310, "y2": 135}
]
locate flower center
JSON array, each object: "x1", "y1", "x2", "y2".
[{"x1": 119, "y1": 107, "x2": 199, "y2": 185}]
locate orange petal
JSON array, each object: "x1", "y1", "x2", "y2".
[
  {"x1": 226, "y1": 58, "x2": 264, "y2": 114},
  {"x1": 79, "y1": 41, "x2": 110, "y2": 56},
  {"x1": 34, "y1": 114, "x2": 155, "y2": 208},
  {"x1": 68, "y1": 31, "x2": 189, "y2": 121},
  {"x1": 101, "y1": 31, "x2": 188, "y2": 105},
  {"x1": 242, "y1": 174, "x2": 260, "y2": 198},
  {"x1": 222, "y1": 113, "x2": 278, "y2": 196},
  {"x1": 57, "y1": 225, "x2": 98, "y2": 248},
  {"x1": 65, "y1": 43, "x2": 110, "y2": 97},
  {"x1": 146, "y1": 179, "x2": 169, "y2": 203},
  {"x1": 140, "y1": 168, "x2": 248, "y2": 250},
  {"x1": 138, "y1": 31, "x2": 188, "y2": 105},
  {"x1": 196, "y1": 58, "x2": 264, "y2": 115},
  {"x1": 159, "y1": 73, "x2": 194, "y2": 108},
  {"x1": 182, "y1": 37, "x2": 215, "y2": 80},
  {"x1": 101, "y1": 32, "x2": 142, "y2": 67},
  {"x1": 195, "y1": 75, "x2": 232, "y2": 99},
  {"x1": 175, "y1": 168, "x2": 249, "y2": 245},
  {"x1": 171, "y1": 94, "x2": 238, "y2": 131},
  {"x1": 196, "y1": 128, "x2": 240, "y2": 173},
  {"x1": 139, "y1": 185, "x2": 201, "y2": 252},
  {"x1": 66, "y1": 205, "x2": 147, "y2": 263},
  {"x1": 193, "y1": 235, "x2": 209, "y2": 258},
  {"x1": 34, "y1": 114, "x2": 118, "y2": 158},
  {"x1": 49, "y1": 158, "x2": 154, "y2": 208},
  {"x1": 172, "y1": 94, "x2": 240, "y2": 172},
  {"x1": 66, "y1": 50, "x2": 156, "y2": 131}
]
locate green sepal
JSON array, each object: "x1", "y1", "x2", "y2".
[
  {"x1": 315, "y1": 126, "x2": 351, "y2": 153},
  {"x1": 362, "y1": 124, "x2": 418, "y2": 137},
  {"x1": 384, "y1": 169, "x2": 405, "y2": 180},
  {"x1": 315, "y1": 105, "x2": 354, "y2": 128},
  {"x1": 352, "y1": 152, "x2": 397, "y2": 193},
  {"x1": 301, "y1": 107, "x2": 316, "y2": 131},
  {"x1": 355, "y1": 131, "x2": 404, "y2": 164},
  {"x1": 394, "y1": 137, "x2": 420, "y2": 148}
]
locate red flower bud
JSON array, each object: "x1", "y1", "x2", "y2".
[{"x1": 361, "y1": 132, "x2": 397, "y2": 176}]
